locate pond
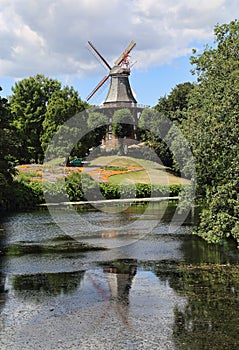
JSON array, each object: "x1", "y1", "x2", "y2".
[{"x1": 0, "y1": 203, "x2": 239, "y2": 350}]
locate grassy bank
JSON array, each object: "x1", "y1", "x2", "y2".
[
  {"x1": 89, "y1": 156, "x2": 190, "y2": 185},
  {"x1": 12, "y1": 156, "x2": 191, "y2": 209}
]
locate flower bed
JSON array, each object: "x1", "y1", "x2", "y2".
[{"x1": 16, "y1": 164, "x2": 142, "y2": 184}]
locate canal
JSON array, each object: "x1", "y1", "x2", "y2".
[{"x1": 0, "y1": 203, "x2": 239, "y2": 349}]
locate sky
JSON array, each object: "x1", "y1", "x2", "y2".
[{"x1": 0, "y1": 0, "x2": 238, "y2": 107}]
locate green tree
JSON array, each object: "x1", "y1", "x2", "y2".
[
  {"x1": 10, "y1": 74, "x2": 62, "y2": 163},
  {"x1": 41, "y1": 86, "x2": 87, "y2": 153},
  {"x1": 138, "y1": 107, "x2": 173, "y2": 167},
  {"x1": 112, "y1": 108, "x2": 135, "y2": 154},
  {"x1": 155, "y1": 82, "x2": 194, "y2": 123},
  {"x1": 112, "y1": 108, "x2": 134, "y2": 139},
  {"x1": 9, "y1": 74, "x2": 86, "y2": 164},
  {"x1": 0, "y1": 87, "x2": 16, "y2": 209},
  {"x1": 86, "y1": 110, "x2": 108, "y2": 149},
  {"x1": 182, "y1": 20, "x2": 239, "y2": 244}
]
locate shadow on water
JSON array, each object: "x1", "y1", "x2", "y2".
[{"x1": 180, "y1": 235, "x2": 239, "y2": 265}]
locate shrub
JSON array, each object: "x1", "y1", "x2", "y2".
[
  {"x1": 12, "y1": 180, "x2": 44, "y2": 209},
  {"x1": 99, "y1": 183, "x2": 120, "y2": 199}
]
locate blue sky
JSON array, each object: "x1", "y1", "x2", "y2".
[{"x1": 0, "y1": 0, "x2": 238, "y2": 106}]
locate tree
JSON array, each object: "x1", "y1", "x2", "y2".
[
  {"x1": 86, "y1": 110, "x2": 108, "y2": 148},
  {"x1": 112, "y1": 108, "x2": 135, "y2": 154},
  {"x1": 155, "y1": 82, "x2": 194, "y2": 123},
  {"x1": 0, "y1": 87, "x2": 16, "y2": 209},
  {"x1": 41, "y1": 86, "x2": 87, "y2": 153},
  {"x1": 9, "y1": 74, "x2": 86, "y2": 164},
  {"x1": 138, "y1": 107, "x2": 173, "y2": 167},
  {"x1": 9, "y1": 74, "x2": 62, "y2": 163},
  {"x1": 182, "y1": 20, "x2": 239, "y2": 244},
  {"x1": 112, "y1": 108, "x2": 134, "y2": 139}
]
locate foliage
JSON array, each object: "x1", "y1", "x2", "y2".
[
  {"x1": 195, "y1": 159, "x2": 239, "y2": 245},
  {"x1": 64, "y1": 173, "x2": 183, "y2": 201},
  {"x1": 42, "y1": 179, "x2": 66, "y2": 202},
  {"x1": 9, "y1": 74, "x2": 87, "y2": 164},
  {"x1": 99, "y1": 183, "x2": 120, "y2": 199},
  {"x1": 182, "y1": 20, "x2": 239, "y2": 244},
  {"x1": 138, "y1": 107, "x2": 174, "y2": 167},
  {"x1": 87, "y1": 110, "x2": 108, "y2": 148},
  {"x1": 41, "y1": 86, "x2": 87, "y2": 153},
  {"x1": 0, "y1": 87, "x2": 17, "y2": 210},
  {"x1": 112, "y1": 109, "x2": 135, "y2": 154},
  {"x1": 12, "y1": 179, "x2": 44, "y2": 209},
  {"x1": 112, "y1": 108, "x2": 134, "y2": 139},
  {"x1": 10, "y1": 75, "x2": 61, "y2": 163},
  {"x1": 9, "y1": 166, "x2": 184, "y2": 211},
  {"x1": 65, "y1": 172, "x2": 87, "y2": 201},
  {"x1": 154, "y1": 82, "x2": 194, "y2": 123}
]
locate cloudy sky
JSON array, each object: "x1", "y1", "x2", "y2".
[{"x1": 0, "y1": 0, "x2": 238, "y2": 106}]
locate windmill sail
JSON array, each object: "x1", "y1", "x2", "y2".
[
  {"x1": 114, "y1": 41, "x2": 136, "y2": 66},
  {"x1": 88, "y1": 41, "x2": 112, "y2": 70}
]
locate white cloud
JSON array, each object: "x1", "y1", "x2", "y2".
[{"x1": 0, "y1": 0, "x2": 238, "y2": 78}]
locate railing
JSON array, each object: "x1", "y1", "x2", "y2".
[{"x1": 98, "y1": 102, "x2": 149, "y2": 109}]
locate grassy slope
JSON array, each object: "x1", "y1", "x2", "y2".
[
  {"x1": 17, "y1": 156, "x2": 190, "y2": 185},
  {"x1": 89, "y1": 155, "x2": 190, "y2": 185}
]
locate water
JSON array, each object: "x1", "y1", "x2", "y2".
[{"x1": 0, "y1": 204, "x2": 239, "y2": 349}]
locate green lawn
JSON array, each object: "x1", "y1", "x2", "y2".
[
  {"x1": 89, "y1": 155, "x2": 190, "y2": 185},
  {"x1": 17, "y1": 155, "x2": 190, "y2": 186}
]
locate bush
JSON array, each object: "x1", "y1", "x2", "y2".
[
  {"x1": 10, "y1": 170, "x2": 184, "y2": 210},
  {"x1": 12, "y1": 180, "x2": 44, "y2": 209},
  {"x1": 43, "y1": 179, "x2": 67, "y2": 202},
  {"x1": 169, "y1": 184, "x2": 182, "y2": 197},
  {"x1": 65, "y1": 172, "x2": 84, "y2": 201},
  {"x1": 99, "y1": 183, "x2": 120, "y2": 199}
]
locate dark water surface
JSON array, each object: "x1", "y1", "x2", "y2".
[{"x1": 0, "y1": 204, "x2": 239, "y2": 349}]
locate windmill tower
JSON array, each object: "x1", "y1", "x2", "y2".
[{"x1": 86, "y1": 41, "x2": 143, "y2": 148}]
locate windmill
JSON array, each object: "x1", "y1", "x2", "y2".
[{"x1": 86, "y1": 41, "x2": 137, "y2": 106}]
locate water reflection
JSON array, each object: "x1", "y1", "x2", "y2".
[
  {"x1": 0, "y1": 253, "x2": 7, "y2": 313},
  {"x1": 0, "y1": 206, "x2": 239, "y2": 349},
  {"x1": 180, "y1": 236, "x2": 239, "y2": 265},
  {"x1": 0, "y1": 272, "x2": 7, "y2": 313},
  {"x1": 102, "y1": 259, "x2": 137, "y2": 326},
  {"x1": 1, "y1": 254, "x2": 239, "y2": 349},
  {"x1": 12, "y1": 270, "x2": 85, "y2": 298},
  {"x1": 150, "y1": 260, "x2": 239, "y2": 350},
  {"x1": 172, "y1": 265, "x2": 239, "y2": 350}
]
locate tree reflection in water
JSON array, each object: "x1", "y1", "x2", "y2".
[
  {"x1": 150, "y1": 235, "x2": 239, "y2": 350},
  {"x1": 172, "y1": 264, "x2": 239, "y2": 350},
  {"x1": 12, "y1": 270, "x2": 85, "y2": 298}
]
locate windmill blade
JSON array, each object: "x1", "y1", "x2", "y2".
[
  {"x1": 114, "y1": 40, "x2": 136, "y2": 66},
  {"x1": 86, "y1": 74, "x2": 110, "y2": 101},
  {"x1": 88, "y1": 41, "x2": 112, "y2": 71}
]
